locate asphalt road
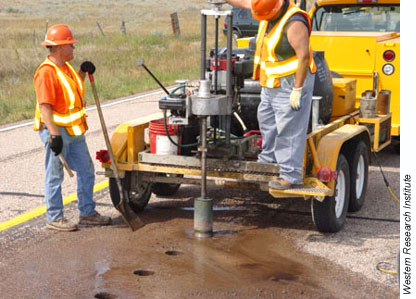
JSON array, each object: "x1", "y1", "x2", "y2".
[{"x1": 0, "y1": 89, "x2": 400, "y2": 298}]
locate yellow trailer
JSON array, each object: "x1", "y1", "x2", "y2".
[{"x1": 97, "y1": 83, "x2": 391, "y2": 233}]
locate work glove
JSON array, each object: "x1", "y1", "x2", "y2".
[
  {"x1": 80, "y1": 61, "x2": 96, "y2": 74},
  {"x1": 289, "y1": 86, "x2": 303, "y2": 111},
  {"x1": 49, "y1": 135, "x2": 63, "y2": 156}
]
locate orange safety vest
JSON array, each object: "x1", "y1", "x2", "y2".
[
  {"x1": 252, "y1": 2, "x2": 316, "y2": 88},
  {"x1": 34, "y1": 58, "x2": 87, "y2": 136}
]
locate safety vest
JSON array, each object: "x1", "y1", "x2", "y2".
[
  {"x1": 252, "y1": 2, "x2": 316, "y2": 88},
  {"x1": 34, "y1": 58, "x2": 87, "y2": 136}
]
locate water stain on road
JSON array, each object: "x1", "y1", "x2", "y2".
[{"x1": 0, "y1": 208, "x2": 398, "y2": 298}]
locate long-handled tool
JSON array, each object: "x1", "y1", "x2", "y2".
[
  {"x1": 136, "y1": 58, "x2": 170, "y2": 95},
  {"x1": 87, "y1": 72, "x2": 144, "y2": 231},
  {"x1": 48, "y1": 136, "x2": 74, "y2": 178}
]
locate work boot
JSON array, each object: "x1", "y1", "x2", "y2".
[
  {"x1": 268, "y1": 177, "x2": 303, "y2": 190},
  {"x1": 46, "y1": 218, "x2": 78, "y2": 232},
  {"x1": 78, "y1": 212, "x2": 112, "y2": 226}
]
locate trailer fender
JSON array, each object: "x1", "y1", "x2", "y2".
[
  {"x1": 110, "y1": 112, "x2": 164, "y2": 166},
  {"x1": 316, "y1": 124, "x2": 370, "y2": 189}
]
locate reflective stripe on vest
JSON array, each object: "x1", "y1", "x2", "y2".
[
  {"x1": 252, "y1": 3, "x2": 316, "y2": 88},
  {"x1": 34, "y1": 58, "x2": 87, "y2": 136}
]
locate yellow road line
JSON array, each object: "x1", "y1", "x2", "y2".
[{"x1": 0, "y1": 180, "x2": 109, "y2": 232}]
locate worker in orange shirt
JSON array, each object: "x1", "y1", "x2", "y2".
[
  {"x1": 34, "y1": 24, "x2": 111, "y2": 231},
  {"x1": 225, "y1": 0, "x2": 316, "y2": 189}
]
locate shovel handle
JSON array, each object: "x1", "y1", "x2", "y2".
[
  {"x1": 87, "y1": 73, "x2": 144, "y2": 231},
  {"x1": 47, "y1": 136, "x2": 74, "y2": 177},
  {"x1": 58, "y1": 153, "x2": 74, "y2": 178},
  {"x1": 87, "y1": 74, "x2": 119, "y2": 181}
]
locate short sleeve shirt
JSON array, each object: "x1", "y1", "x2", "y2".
[{"x1": 34, "y1": 60, "x2": 74, "y2": 114}]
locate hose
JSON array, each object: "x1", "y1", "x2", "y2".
[
  {"x1": 169, "y1": 84, "x2": 186, "y2": 95},
  {"x1": 160, "y1": 84, "x2": 199, "y2": 148},
  {"x1": 163, "y1": 108, "x2": 199, "y2": 148},
  {"x1": 233, "y1": 111, "x2": 248, "y2": 132},
  {"x1": 373, "y1": 151, "x2": 400, "y2": 204},
  {"x1": 376, "y1": 262, "x2": 397, "y2": 275},
  {"x1": 372, "y1": 151, "x2": 399, "y2": 275}
]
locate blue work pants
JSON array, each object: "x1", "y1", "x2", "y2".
[
  {"x1": 39, "y1": 127, "x2": 96, "y2": 222},
  {"x1": 257, "y1": 71, "x2": 315, "y2": 184}
]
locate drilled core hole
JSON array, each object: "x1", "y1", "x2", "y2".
[
  {"x1": 165, "y1": 250, "x2": 183, "y2": 256},
  {"x1": 269, "y1": 273, "x2": 297, "y2": 282},
  {"x1": 133, "y1": 269, "x2": 155, "y2": 276},
  {"x1": 94, "y1": 292, "x2": 117, "y2": 299}
]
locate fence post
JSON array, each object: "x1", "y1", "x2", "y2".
[
  {"x1": 96, "y1": 22, "x2": 105, "y2": 36},
  {"x1": 120, "y1": 21, "x2": 126, "y2": 35},
  {"x1": 170, "y1": 12, "x2": 180, "y2": 36}
]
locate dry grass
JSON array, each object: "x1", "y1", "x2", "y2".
[{"x1": 0, "y1": 0, "x2": 228, "y2": 124}]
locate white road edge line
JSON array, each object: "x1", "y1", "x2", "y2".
[{"x1": 0, "y1": 88, "x2": 170, "y2": 133}]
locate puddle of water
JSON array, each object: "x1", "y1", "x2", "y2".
[
  {"x1": 184, "y1": 228, "x2": 240, "y2": 239},
  {"x1": 94, "y1": 259, "x2": 111, "y2": 295}
]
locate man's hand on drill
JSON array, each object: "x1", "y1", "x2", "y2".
[
  {"x1": 289, "y1": 87, "x2": 303, "y2": 111},
  {"x1": 80, "y1": 61, "x2": 96, "y2": 74},
  {"x1": 50, "y1": 135, "x2": 63, "y2": 156}
]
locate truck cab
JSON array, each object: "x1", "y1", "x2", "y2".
[{"x1": 309, "y1": 0, "x2": 400, "y2": 138}]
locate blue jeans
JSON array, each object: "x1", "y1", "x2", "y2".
[
  {"x1": 39, "y1": 127, "x2": 96, "y2": 222},
  {"x1": 257, "y1": 71, "x2": 315, "y2": 184}
]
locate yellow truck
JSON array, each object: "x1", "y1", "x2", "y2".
[
  {"x1": 309, "y1": 0, "x2": 400, "y2": 139},
  {"x1": 96, "y1": 1, "x2": 394, "y2": 235}
]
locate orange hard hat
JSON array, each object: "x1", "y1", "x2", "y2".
[
  {"x1": 41, "y1": 24, "x2": 77, "y2": 46},
  {"x1": 251, "y1": 0, "x2": 284, "y2": 21}
]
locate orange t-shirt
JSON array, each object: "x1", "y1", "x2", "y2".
[{"x1": 34, "y1": 61, "x2": 75, "y2": 114}]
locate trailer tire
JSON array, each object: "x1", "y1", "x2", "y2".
[
  {"x1": 152, "y1": 174, "x2": 182, "y2": 197},
  {"x1": 109, "y1": 171, "x2": 152, "y2": 213},
  {"x1": 349, "y1": 141, "x2": 369, "y2": 212},
  {"x1": 312, "y1": 154, "x2": 350, "y2": 233}
]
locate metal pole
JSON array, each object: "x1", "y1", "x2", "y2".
[
  {"x1": 201, "y1": 14, "x2": 207, "y2": 80},
  {"x1": 214, "y1": 16, "x2": 219, "y2": 94},
  {"x1": 194, "y1": 116, "x2": 213, "y2": 238},
  {"x1": 201, "y1": 116, "x2": 207, "y2": 198},
  {"x1": 225, "y1": 13, "x2": 233, "y2": 145}
]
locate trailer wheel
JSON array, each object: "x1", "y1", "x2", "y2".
[
  {"x1": 152, "y1": 174, "x2": 182, "y2": 197},
  {"x1": 349, "y1": 141, "x2": 369, "y2": 212},
  {"x1": 312, "y1": 154, "x2": 350, "y2": 233},
  {"x1": 109, "y1": 171, "x2": 152, "y2": 213}
]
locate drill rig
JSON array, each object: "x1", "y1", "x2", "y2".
[{"x1": 97, "y1": 1, "x2": 392, "y2": 235}]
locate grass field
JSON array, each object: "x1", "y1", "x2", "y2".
[{"x1": 0, "y1": 0, "x2": 227, "y2": 125}]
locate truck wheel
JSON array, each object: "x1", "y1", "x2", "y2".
[
  {"x1": 233, "y1": 29, "x2": 241, "y2": 39},
  {"x1": 109, "y1": 171, "x2": 152, "y2": 213},
  {"x1": 312, "y1": 154, "x2": 350, "y2": 233},
  {"x1": 152, "y1": 174, "x2": 182, "y2": 196},
  {"x1": 349, "y1": 141, "x2": 369, "y2": 212}
]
